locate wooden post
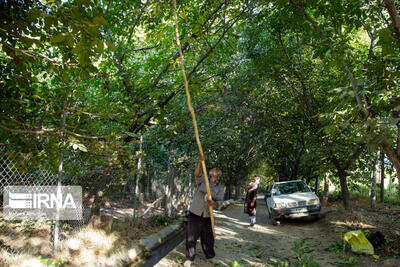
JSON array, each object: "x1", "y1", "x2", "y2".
[
  {"x1": 54, "y1": 107, "x2": 66, "y2": 253},
  {"x1": 173, "y1": 0, "x2": 215, "y2": 237}
]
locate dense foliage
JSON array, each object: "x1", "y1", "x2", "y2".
[{"x1": 1, "y1": 0, "x2": 400, "y2": 210}]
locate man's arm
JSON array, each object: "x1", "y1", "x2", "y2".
[{"x1": 209, "y1": 185, "x2": 225, "y2": 209}]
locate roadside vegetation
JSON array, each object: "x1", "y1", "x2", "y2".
[{"x1": 1, "y1": 0, "x2": 400, "y2": 266}]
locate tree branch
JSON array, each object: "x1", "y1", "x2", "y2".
[
  {"x1": 344, "y1": 144, "x2": 365, "y2": 170},
  {"x1": 0, "y1": 123, "x2": 125, "y2": 140},
  {"x1": 289, "y1": 0, "x2": 364, "y2": 111},
  {"x1": 125, "y1": 9, "x2": 244, "y2": 139},
  {"x1": 132, "y1": 45, "x2": 161, "y2": 52},
  {"x1": 383, "y1": 0, "x2": 400, "y2": 49}
]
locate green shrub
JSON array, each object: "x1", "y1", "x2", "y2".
[
  {"x1": 227, "y1": 260, "x2": 244, "y2": 267},
  {"x1": 337, "y1": 257, "x2": 358, "y2": 266},
  {"x1": 328, "y1": 191, "x2": 342, "y2": 202},
  {"x1": 292, "y1": 238, "x2": 320, "y2": 267},
  {"x1": 153, "y1": 215, "x2": 171, "y2": 226},
  {"x1": 328, "y1": 234, "x2": 346, "y2": 254},
  {"x1": 40, "y1": 258, "x2": 68, "y2": 267}
]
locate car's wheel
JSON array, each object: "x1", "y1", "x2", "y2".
[
  {"x1": 266, "y1": 206, "x2": 278, "y2": 225},
  {"x1": 265, "y1": 204, "x2": 271, "y2": 219}
]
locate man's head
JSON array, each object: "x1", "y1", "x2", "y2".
[{"x1": 209, "y1": 168, "x2": 222, "y2": 184}]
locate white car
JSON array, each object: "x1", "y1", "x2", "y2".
[{"x1": 264, "y1": 180, "x2": 321, "y2": 224}]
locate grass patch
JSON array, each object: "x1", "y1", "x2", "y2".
[
  {"x1": 292, "y1": 238, "x2": 320, "y2": 267},
  {"x1": 337, "y1": 257, "x2": 358, "y2": 266}
]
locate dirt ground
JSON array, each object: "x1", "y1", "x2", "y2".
[
  {"x1": 0, "y1": 198, "x2": 182, "y2": 267},
  {"x1": 1, "y1": 196, "x2": 399, "y2": 266},
  {"x1": 155, "y1": 198, "x2": 400, "y2": 267}
]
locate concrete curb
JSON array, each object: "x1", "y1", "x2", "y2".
[
  {"x1": 119, "y1": 220, "x2": 186, "y2": 266},
  {"x1": 96, "y1": 220, "x2": 185, "y2": 267},
  {"x1": 117, "y1": 199, "x2": 237, "y2": 266},
  {"x1": 139, "y1": 220, "x2": 185, "y2": 252}
]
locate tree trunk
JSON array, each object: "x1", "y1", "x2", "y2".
[
  {"x1": 165, "y1": 142, "x2": 178, "y2": 216},
  {"x1": 305, "y1": 165, "x2": 312, "y2": 185},
  {"x1": 380, "y1": 140, "x2": 400, "y2": 197},
  {"x1": 133, "y1": 135, "x2": 143, "y2": 221},
  {"x1": 322, "y1": 172, "x2": 329, "y2": 207},
  {"x1": 330, "y1": 146, "x2": 364, "y2": 210},
  {"x1": 146, "y1": 163, "x2": 151, "y2": 201},
  {"x1": 234, "y1": 182, "x2": 241, "y2": 200},
  {"x1": 383, "y1": 0, "x2": 400, "y2": 49},
  {"x1": 370, "y1": 153, "x2": 378, "y2": 210},
  {"x1": 188, "y1": 169, "x2": 193, "y2": 198},
  {"x1": 338, "y1": 169, "x2": 351, "y2": 210},
  {"x1": 314, "y1": 175, "x2": 319, "y2": 194},
  {"x1": 225, "y1": 179, "x2": 232, "y2": 200},
  {"x1": 280, "y1": 159, "x2": 288, "y2": 181},
  {"x1": 290, "y1": 159, "x2": 298, "y2": 180},
  {"x1": 380, "y1": 151, "x2": 385, "y2": 202}
]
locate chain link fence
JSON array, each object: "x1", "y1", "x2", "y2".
[
  {"x1": 0, "y1": 145, "x2": 194, "y2": 266},
  {"x1": 0, "y1": 146, "x2": 84, "y2": 263}
]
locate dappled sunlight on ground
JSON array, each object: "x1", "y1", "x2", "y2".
[
  {"x1": 0, "y1": 255, "x2": 43, "y2": 267},
  {"x1": 156, "y1": 198, "x2": 400, "y2": 267},
  {"x1": 0, "y1": 209, "x2": 168, "y2": 266},
  {"x1": 215, "y1": 226, "x2": 239, "y2": 236},
  {"x1": 58, "y1": 228, "x2": 120, "y2": 266}
]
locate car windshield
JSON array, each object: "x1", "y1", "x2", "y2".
[{"x1": 273, "y1": 181, "x2": 311, "y2": 195}]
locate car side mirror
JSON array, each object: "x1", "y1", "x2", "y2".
[{"x1": 266, "y1": 192, "x2": 271, "y2": 198}]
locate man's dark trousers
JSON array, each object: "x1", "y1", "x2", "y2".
[{"x1": 185, "y1": 212, "x2": 215, "y2": 261}]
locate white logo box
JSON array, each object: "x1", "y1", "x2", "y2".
[{"x1": 3, "y1": 186, "x2": 82, "y2": 220}]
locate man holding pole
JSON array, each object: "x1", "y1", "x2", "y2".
[{"x1": 184, "y1": 156, "x2": 224, "y2": 266}]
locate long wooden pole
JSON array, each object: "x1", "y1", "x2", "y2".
[{"x1": 173, "y1": 0, "x2": 215, "y2": 237}]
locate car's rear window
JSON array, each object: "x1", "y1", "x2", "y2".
[{"x1": 273, "y1": 181, "x2": 311, "y2": 195}]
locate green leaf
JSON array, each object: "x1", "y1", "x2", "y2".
[
  {"x1": 80, "y1": 69, "x2": 90, "y2": 79},
  {"x1": 325, "y1": 49, "x2": 331, "y2": 57},
  {"x1": 93, "y1": 16, "x2": 107, "y2": 26},
  {"x1": 78, "y1": 52, "x2": 89, "y2": 67},
  {"x1": 27, "y1": 9, "x2": 42, "y2": 21},
  {"x1": 77, "y1": 144, "x2": 88, "y2": 152},
  {"x1": 66, "y1": 34, "x2": 74, "y2": 48},
  {"x1": 72, "y1": 44, "x2": 84, "y2": 54},
  {"x1": 106, "y1": 41, "x2": 117, "y2": 52},
  {"x1": 50, "y1": 34, "x2": 66, "y2": 43},
  {"x1": 126, "y1": 132, "x2": 137, "y2": 138},
  {"x1": 21, "y1": 37, "x2": 34, "y2": 48},
  {"x1": 378, "y1": 28, "x2": 395, "y2": 56},
  {"x1": 96, "y1": 41, "x2": 104, "y2": 53}
]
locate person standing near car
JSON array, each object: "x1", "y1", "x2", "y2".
[
  {"x1": 244, "y1": 175, "x2": 260, "y2": 226},
  {"x1": 184, "y1": 156, "x2": 224, "y2": 267}
]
